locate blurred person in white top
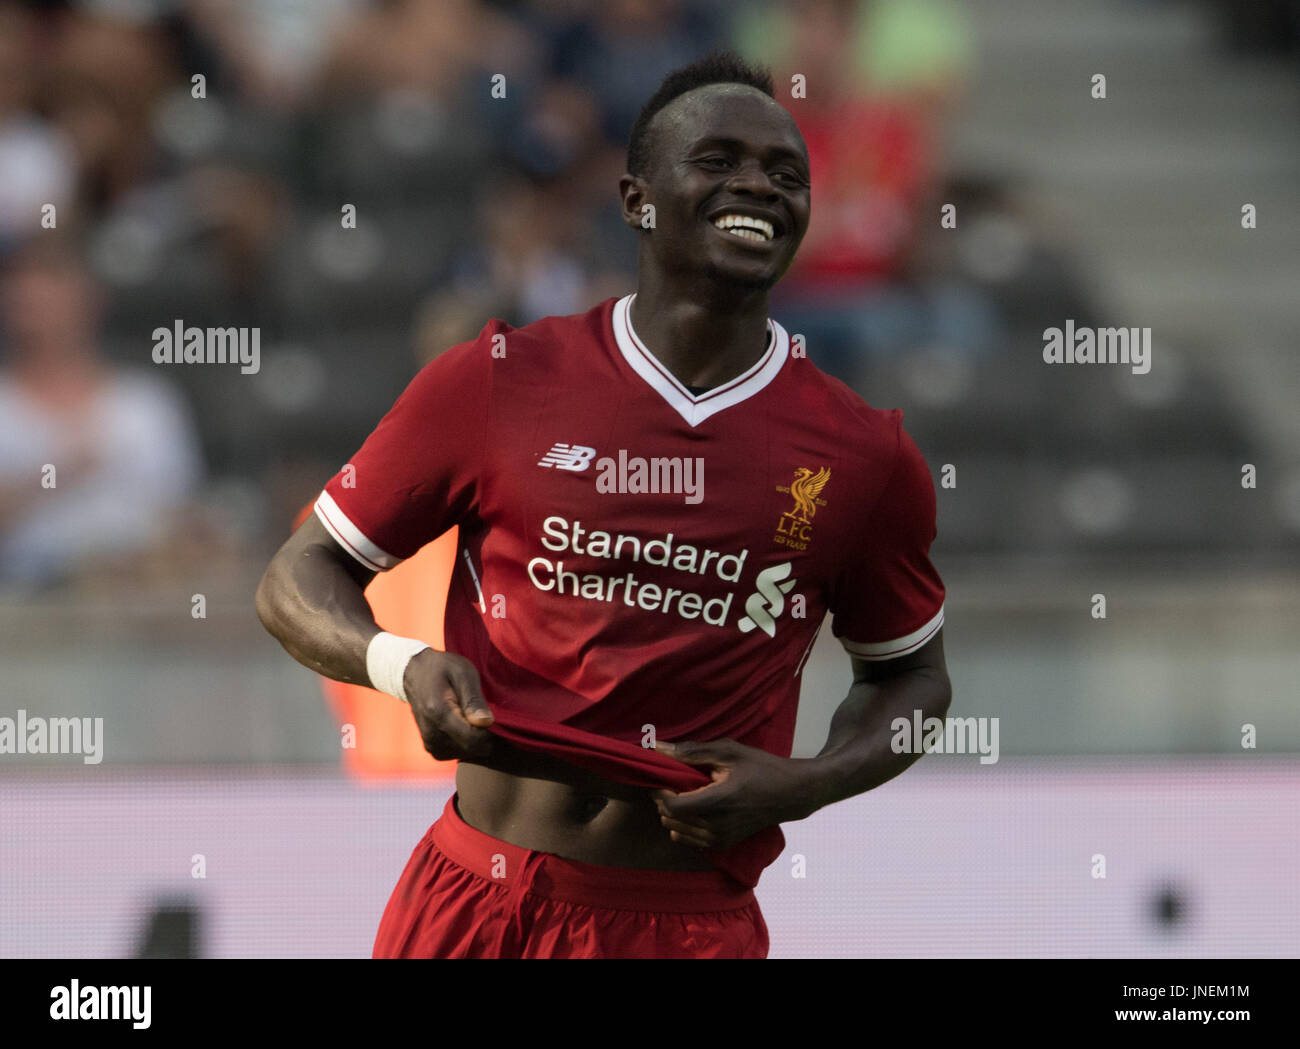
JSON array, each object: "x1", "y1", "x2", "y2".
[{"x1": 0, "y1": 245, "x2": 202, "y2": 588}]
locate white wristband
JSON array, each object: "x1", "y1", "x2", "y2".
[{"x1": 366, "y1": 631, "x2": 431, "y2": 702}]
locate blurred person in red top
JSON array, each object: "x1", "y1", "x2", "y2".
[
  {"x1": 771, "y1": 3, "x2": 933, "y2": 289},
  {"x1": 735, "y1": 0, "x2": 994, "y2": 384}
]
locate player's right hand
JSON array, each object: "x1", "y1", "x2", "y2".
[{"x1": 403, "y1": 650, "x2": 496, "y2": 762}]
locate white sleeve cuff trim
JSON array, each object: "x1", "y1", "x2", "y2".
[
  {"x1": 313, "y1": 491, "x2": 402, "y2": 572},
  {"x1": 841, "y1": 605, "x2": 944, "y2": 661}
]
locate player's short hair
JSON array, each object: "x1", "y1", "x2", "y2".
[{"x1": 626, "y1": 50, "x2": 775, "y2": 178}]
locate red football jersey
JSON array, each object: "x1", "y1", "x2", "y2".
[{"x1": 315, "y1": 294, "x2": 945, "y2": 887}]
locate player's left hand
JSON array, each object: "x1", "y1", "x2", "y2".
[{"x1": 650, "y1": 739, "x2": 822, "y2": 851}]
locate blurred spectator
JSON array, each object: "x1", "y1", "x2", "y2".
[
  {"x1": 315, "y1": 0, "x2": 535, "y2": 103},
  {"x1": 182, "y1": 0, "x2": 364, "y2": 110},
  {"x1": 0, "y1": 3, "x2": 79, "y2": 254},
  {"x1": 739, "y1": 0, "x2": 962, "y2": 286},
  {"x1": 0, "y1": 245, "x2": 203, "y2": 587},
  {"x1": 437, "y1": 174, "x2": 614, "y2": 323},
  {"x1": 42, "y1": 7, "x2": 179, "y2": 213},
  {"x1": 546, "y1": 0, "x2": 724, "y2": 142},
  {"x1": 733, "y1": 0, "x2": 993, "y2": 385}
]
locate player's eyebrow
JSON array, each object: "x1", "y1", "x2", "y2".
[{"x1": 687, "y1": 136, "x2": 808, "y2": 165}]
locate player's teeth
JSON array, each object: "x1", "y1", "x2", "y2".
[{"x1": 712, "y1": 215, "x2": 773, "y2": 241}]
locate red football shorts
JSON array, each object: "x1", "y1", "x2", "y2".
[{"x1": 372, "y1": 794, "x2": 769, "y2": 958}]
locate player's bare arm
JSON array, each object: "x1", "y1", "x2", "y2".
[
  {"x1": 255, "y1": 514, "x2": 496, "y2": 762},
  {"x1": 814, "y1": 630, "x2": 953, "y2": 802},
  {"x1": 653, "y1": 630, "x2": 951, "y2": 850}
]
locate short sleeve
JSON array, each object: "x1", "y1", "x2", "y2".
[
  {"x1": 829, "y1": 420, "x2": 945, "y2": 660},
  {"x1": 313, "y1": 322, "x2": 497, "y2": 571}
]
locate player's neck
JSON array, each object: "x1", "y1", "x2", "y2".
[{"x1": 628, "y1": 283, "x2": 771, "y2": 392}]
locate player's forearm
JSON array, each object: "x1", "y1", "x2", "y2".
[
  {"x1": 255, "y1": 550, "x2": 380, "y2": 687},
  {"x1": 802, "y1": 667, "x2": 952, "y2": 811}
]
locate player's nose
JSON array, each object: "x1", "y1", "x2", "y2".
[{"x1": 724, "y1": 162, "x2": 780, "y2": 199}]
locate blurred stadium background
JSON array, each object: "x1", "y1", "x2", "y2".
[{"x1": 1, "y1": 0, "x2": 1297, "y2": 957}]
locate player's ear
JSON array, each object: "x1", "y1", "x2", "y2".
[{"x1": 618, "y1": 173, "x2": 651, "y2": 231}]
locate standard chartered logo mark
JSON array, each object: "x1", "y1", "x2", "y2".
[{"x1": 738, "y1": 562, "x2": 796, "y2": 637}]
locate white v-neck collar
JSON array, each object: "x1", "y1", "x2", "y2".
[{"x1": 611, "y1": 293, "x2": 789, "y2": 427}]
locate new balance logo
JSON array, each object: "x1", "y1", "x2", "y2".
[{"x1": 538, "y1": 443, "x2": 598, "y2": 471}]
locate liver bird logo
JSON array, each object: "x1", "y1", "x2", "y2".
[{"x1": 789, "y1": 466, "x2": 831, "y2": 524}]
